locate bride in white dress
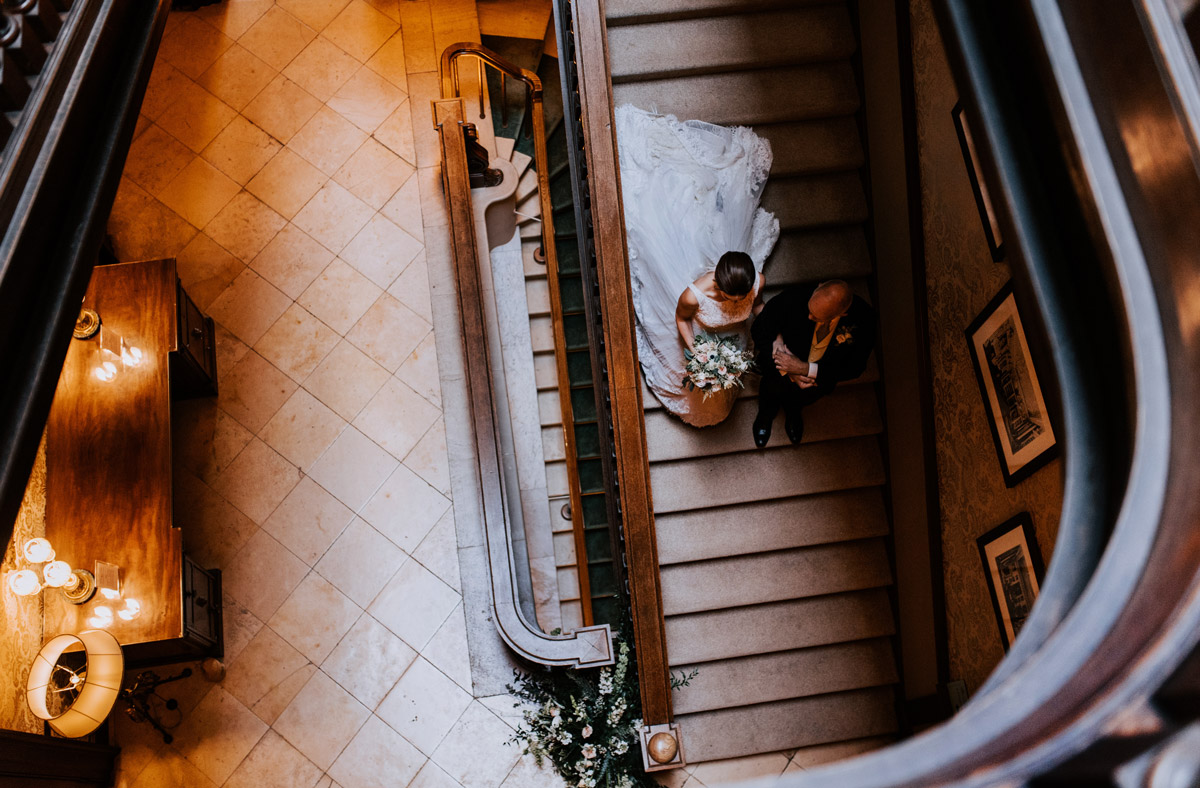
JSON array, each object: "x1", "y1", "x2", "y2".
[{"x1": 615, "y1": 104, "x2": 780, "y2": 427}]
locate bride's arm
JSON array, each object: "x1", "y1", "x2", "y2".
[
  {"x1": 752, "y1": 272, "x2": 766, "y2": 316},
  {"x1": 675, "y1": 288, "x2": 699, "y2": 349}
]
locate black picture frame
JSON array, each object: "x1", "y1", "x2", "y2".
[
  {"x1": 977, "y1": 513, "x2": 1045, "y2": 650},
  {"x1": 952, "y1": 101, "x2": 1005, "y2": 262},
  {"x1": 965, "y1": 282, "x2": 1058, "y2": 487}
]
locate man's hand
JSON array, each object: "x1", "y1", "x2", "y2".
[
  {"x1": 773, "y1": 343, "x2": 809, "y2": 377},
  {"x1": 788, "y1": 372, "x2": 817, "y2": 389}
]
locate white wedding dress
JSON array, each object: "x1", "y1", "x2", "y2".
[{"x1": 615, "y1": 104, "x2": 780, "y2": 427}]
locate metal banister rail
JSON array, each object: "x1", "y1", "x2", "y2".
[
  {"x1": 433, "y1": 65, "x2": 613, "y2": 667},
  {"x1": 440, "y1": 42, "x2": 600, "y2": 628}
]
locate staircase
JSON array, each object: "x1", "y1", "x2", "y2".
[{"x1": 606, "y1": 0, "x2": 901, "y2": 765}]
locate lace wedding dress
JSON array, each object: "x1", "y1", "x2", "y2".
[{"x1": 615, "y1": 104, "x2": 780, "y2": 427}]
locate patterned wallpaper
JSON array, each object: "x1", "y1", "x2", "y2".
[
  {"x1": 1, "y1": 439, "x2": 46, "y2": 733},
  {"x1": 909, "y1": 0, "x2": 1064, "y2": 693}
]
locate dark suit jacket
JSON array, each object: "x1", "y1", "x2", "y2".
[{"x1": 750, "y1": 284, "x2": 876, "y2": 391}]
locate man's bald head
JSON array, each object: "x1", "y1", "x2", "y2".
[{"x1": 808, "y1": 280, "x2": 853, "y2": 323}]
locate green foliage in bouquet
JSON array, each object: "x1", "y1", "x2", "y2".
[{"x1": 506, "y1": 640, "x2": 656, "y2": 788}]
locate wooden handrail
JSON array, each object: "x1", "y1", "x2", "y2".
[
  {"x1": 441, "y1": 42, "x2": 597, "y2": 626},
  {"x1": 433, "y1": 95, "x2": 613, "y2": 668}
]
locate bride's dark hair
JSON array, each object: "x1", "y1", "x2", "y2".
[{"x1": 714, "y1": 251, "x2": 756, "y2": 297}]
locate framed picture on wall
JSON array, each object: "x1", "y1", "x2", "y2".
[
  {"x1": 977, "y1": 513, "x2": 1045, "y2": 650},
  {"x1": 952, "y1": 101, "x2": 1005, "y2": 262},
  {"x1": 966, "y1": 282, "x2": 1057, "y2": 486}
]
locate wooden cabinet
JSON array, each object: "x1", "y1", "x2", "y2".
[{"x1": 44, "y1": 259, "x2": 223, "y2": 668}]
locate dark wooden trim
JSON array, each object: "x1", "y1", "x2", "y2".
[
  {"x1": 570, "y1": 0, "x2": 672, "y2": 725},
  {"x1": 0, "y1": 728, "x2": 118, "y2": 786}
]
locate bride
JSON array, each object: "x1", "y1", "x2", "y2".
[{"x1": 615, "y1": 104, "x2": 779, "y2": 427}]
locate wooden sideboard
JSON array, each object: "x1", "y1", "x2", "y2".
[{"x1": 43, "y1": 259, "x2": 222, "y2": 666}]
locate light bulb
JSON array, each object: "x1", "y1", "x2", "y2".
[
  {"x1": 22, "y1": 538, "x2": 54, "y2": 564},
  {"x1": 42, "y1": 561, "x2": 73, "y2": 588},
  {"x1": 7, "y1": 570, "x2": 41, "y2": 596}
]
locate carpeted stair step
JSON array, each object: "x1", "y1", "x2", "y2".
[
  {"x1": 606, "y1": 0, "x2": 833, "y2": 26},
  {"x1": 764, "y1": 227, "x2": 873, "y2": 285},
  {"x1": 608, "y1": 6, "x2": 855, "y2": 83},
  {"x1": 763, "y1": 172, "x2": 868, "y2": 230},
  {"x1": 761, "y1": 118, "x2": 866, "y2": 177}
]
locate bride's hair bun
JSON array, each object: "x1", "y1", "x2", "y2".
[{"x1": 715, "y1": 251, "x2": 755, "y2": 297}]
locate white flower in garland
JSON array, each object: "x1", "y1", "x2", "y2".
[{"x1": 582, "y1": 725, "x2": 593, "y2": 739}]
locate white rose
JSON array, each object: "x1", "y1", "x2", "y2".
[{"x1": 581, "y1": 725, "x2": 593, "y2": 739}]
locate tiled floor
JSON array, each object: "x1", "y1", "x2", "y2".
[{"x1": 105, "y1": 3, "x2": 558, "y2": 787}]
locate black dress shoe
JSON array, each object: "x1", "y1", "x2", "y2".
[
  {"x1": 752, "y1": 413, "x2": 773, "y2": 448},
  {"x1": 784, "y1": 410, "x2": 804, "y2": 445}
]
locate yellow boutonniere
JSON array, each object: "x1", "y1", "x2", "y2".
[{"x1": 835, "y1": 325, "x2": 854, "y2": 345}]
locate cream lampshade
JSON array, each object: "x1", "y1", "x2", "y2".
[{"x1": 27, "y1": 630, "x2": 124, "y2": 737}]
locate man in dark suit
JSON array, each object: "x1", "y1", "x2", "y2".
[{"x1": 749, "y1": 280, "x2": 876, "y2": 447}]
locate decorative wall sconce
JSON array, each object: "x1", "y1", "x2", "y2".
[{"x1": 6, "y1": 537, "x2": 96, "y2": 603}]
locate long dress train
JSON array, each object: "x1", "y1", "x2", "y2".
[{"x1": 615, "y1": 104, "x2": 780, "y2": 427}]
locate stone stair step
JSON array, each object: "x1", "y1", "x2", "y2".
[
  {"x1": 606, "y1": 0, "x2": 833, "y2": 26},
  {"x1": 763, "y1": 172, "x2": 868, "y2": 230},
  {"x1": 511, "y1": 150, "x2": 533, "y2": 178},
  {"x1": 672, "y1": 639, "x2": 898, "y2": 714},
  {"x1": 648, "y1": 435, "x2": 884, "y2": 513},
  {"x1": 525, "y1": 278, "x2": 550, "y2": 318},
  {"x1": 516, "y1": 165, "x2": 539, "y2": 202},
  {"x1": 656, "y1": 487, "x2": 889, "y2": 565},
  {"x1": 522, "y1": 238, "x2": 546, "y2": 279},
  {"x1": 520, "y1": 221, "x2": 543, "y2": 239},
  {"x1": 644, "y1": 385, "x2": 881, "y2": 462},
  {"x1": 676, "y1": 686, "x2": 898, "y2": 763},
  {"x1": 665, "y1": 588, "x2": 895, "y2": 665},
  {"x1": 516, "y1": 190, "x2": 542, "y2": 223},
  {"x1": 660, "y1": 538, "x2": 892, "y2": 615},
  {"x1": 764, "y1": 227, "x2": 873, "y2": 285},
  {"x1": 761, "y1": 118, "x2": 865, "y2": 177},
  {"x1": 612, "y1": 62, "x2": 859, "y2": 128},
  {"x1": 496, "y1": 134, "x2": 516, "y2": 161},
  {"x1": 608, "y1": 6, "x2": 855, "y2": 83},
  {"x1": 638, "y1": 355, "x2": 880, "y2": 409}
]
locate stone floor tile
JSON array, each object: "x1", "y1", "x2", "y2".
[
  {"x1": 321, "y1": 611, "x2": 415, "y2": 709},
  {"x1": 222, "y1": 625, "x2": 311, "y2": 721},
  {"x1": 299, "y1": 345, "x2": 388, "y2": 430},
  {"x1": 340, "y1": 213, "x2": 421, "y2": 288},
  {"x1": 360, "y1": 463, "x2": 449, "y2": 552},
  {"x1": 333, "y1": 138, "x2": 413, "y2": 210},
  {"x1": 173, "y1": 687, "x2": 267, "y2": 785},
  {"x1": 397, "y1": 1, "x2": 436, "y2": 74},
  {"x1": 309, "y1": 426, "x2": 398, "y2": 511},
  {"x1": 315, "y1": 517, "x2": 403, "y2": 606},
  {"x1": 255, "y1": 303, "x2": 340, "y2": 382},
  {"x1": 403, "y1": 417, "x2": 449, "y2": 494},
  {"x1": 421, "y1": 602, "x2": 472, "y2": 691},
  {"x1": 347, "y1": 293, "x2": 430, "y2": 372},
  {"x1": 298, "y1": 259, "x2": 384, "y2": 335},
  {"x1": 247, "y1": 151, "x2": 329, "y2": 221},
  {"x1": 259, "y1": 387, "x2": 347, "y2": 471},
  {"x1": 193, "y1": 0, "x2": 273, "y2": 39},
  {"x1": 249, "y1": 223, "x2": 333, "y2": 299},
  {"x1": 261, "y1": 476, "x2": 354, "y2": 564},
  {"x1": 432, "y1": 702, "x2": 520, "y2": 788},
  {"x1": 202, "y1": 116, "x2": 281, "y2": 184},
  {"x1": 368, "y1": 558, "x2": 458, "y2": 650},
  {"x1": 222, "y1": 528, "x2": 309, "y2": 621},
  {"x1": 122, "y1": 123, "x2": 195, "y2": 195},
  {"x1": 157, "y1": 79, "x2": 238, "y2": 153},
  {"x1": 217, "y1": 349, "x2": 297, "y2": 433},
  {"x1": 213, "y1": 320, "x2": 250, "y2": 372},
  {"x1": 205, "y1": 190, "x2": 288, "y2": 262},
  {"x1": 293, "y1": 182, "x2": 374, "y2": 253},
  {"x1": 328, "y1": 65, "x2": 405, "y2": 133},
  {"x1": 141, "y1": 59, "x2": 191, "y2": 122},
  {"x1": 375, "y1": 657, "x2": 471, "y2": 756},
  {"x1": 353, "y1": 377, "x2": 439, "y2": 461},
  {"x1": 212, "y1": 438, "x2": 301, "y2": 524},
  {"x1": 277, "y1": 0, "x2": 351, "y2": 33},
  {"x1": 208, "y1": 269, "x2": 292, "y2": 346},
  {"x1": 290, "y1": 106, "x2": 370, "y2": 176},
  {"x1": 131, "y1": 747, "x2": 218, "y2": 788},
  {"x1": 159, "y1": 156, "x2": 241, "y2": 228},
  {"x1": 323, "y1": 0, "x2": 397, "y2": 63},
  {"x1": 417, "y1": 164, "x2": 449, "y2": 230},
  {"x1": 501, "y1": 753, "x2": 562, "y2": 788},
  {"x1": 380, "y1": 171, "x2": 422, "y2": 242},
  {"x1": 412, "y1": 508, "x2": 460, "y2": 591},
  {"x1": 274, "y1": 671, "x2": 369, "y2": 771},
  {"x1": 269, "y1": 571, "x2": 361, "y2": 663},
  {"x1": 329, "y1": 715, "x2": 426, "y2": 788},
  {"x1": 372, "y1": 99, "x2": 415, "y2": 165},
  {"x1": 107, "y1": 178, "x2": 198, "y2": 260},
  {"x1": 172, "y1": 398, "x2": 254, "y2": 485},
  {"x1": 173, "y1": 471, "x2": 258, "y2": 571},
  {"x1": 158, "y1": 14, "x2": 234, "y2": 79},
  {"x1": 240, "y1": 6, "x2": 317, "y2": 71},
  {"x1": 243, "y1": 75, "x2": 322, "y2": 143},
  {"x1": 409, "y1": 762, "x2": 465, "y2": 788},
  {"x1": 224, "y1": 730, "x2": 323, "y2": 788},
  {"x1": 284, "y1": 36, "x2": 361, "y2": 102},
  {"x1": 361, "y1": 0, "x2": 401, "y2": 22},
  {"x1": 407, "y1": 72, "x2": 441, "y2": 169},
  {"x1": 395, "y1": 330, "x2": 441, "y2": 406},
  {"x1": 197, "y1": 43, "x2": 277, "y2": 112},
  {"x1": 176, "y1": 231, "x2": 246, "y2": 310},
  {"x1": 221, "y1": 592, "x2": 264, "y2": 665},
  {"x1": 365, "y1": 30, "x2": 407, "y2": 92},
  {"x1": 111, "y1": 701, "x2": 167, "y2": 786}
]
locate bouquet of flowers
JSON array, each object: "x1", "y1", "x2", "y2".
[{"x1": 684, "y1": 332, "x2": 753, "y2": 398}]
